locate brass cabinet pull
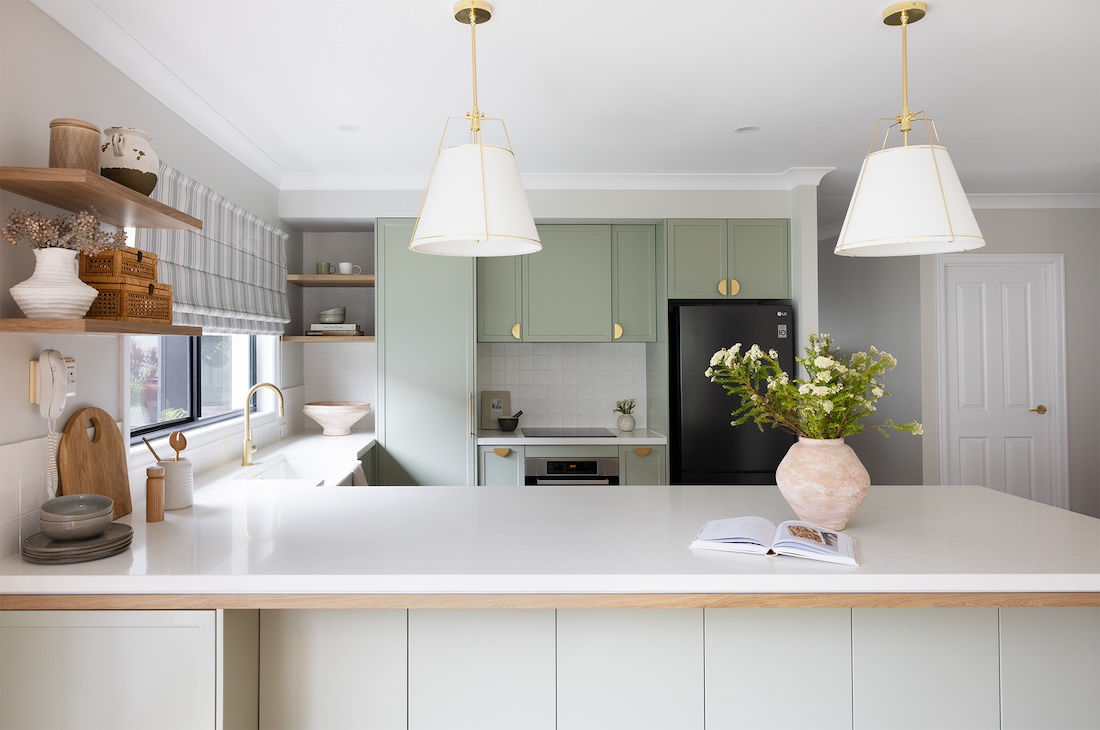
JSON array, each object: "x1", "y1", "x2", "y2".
[
  {"x1": 468, "y1": 393, "x2": 474, "y2": 437},
  {"x1": 613, "y1": 323, "x2": 623, "y2": 340},
  {"x1": 634, "y1": 447, "x2": 651, "y2": 457},
  {"x1": 1030, "y1": 405, "x2": 1048, "y2": 414},
  {"x1": 511, "y1": 323, "x2": 521, "y2": 340},
  {"x1": 493, "y1": 447, "x2": 511, "y2": 458},
  {"x1": 717, "y1": 279, "x2": 728, "y2": 296},
  {"x1": 728, "y1": 278, "x2": 741, "y2": 296}
]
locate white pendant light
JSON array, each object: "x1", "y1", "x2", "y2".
[
  {"x1": 410, "y1": 0, "x2": 541, "y2": 257},
  {"x1": 835, "y1": 2, "x2": 985, "y2": 257}
]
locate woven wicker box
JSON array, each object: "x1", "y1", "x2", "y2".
[
  {"x1": 80, "y1": 249, "x2": 158, "y2": 286},
  {"x1": 85, "y1": 281, "x2": 173, "y2": 324}
]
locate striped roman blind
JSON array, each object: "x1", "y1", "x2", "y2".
[{"x1": 134, "y1": 163, "x2": 290, "y2": 335}]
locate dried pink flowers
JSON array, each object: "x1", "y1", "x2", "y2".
[{"x1": 2, "y1": 208, "x2": 127, "y2": 255}]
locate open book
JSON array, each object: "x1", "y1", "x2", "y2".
[{"x1": 690, "y1": 516, "x2": 858, "y2": 565}]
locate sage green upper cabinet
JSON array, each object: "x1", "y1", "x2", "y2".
[
  {"x1": 667, "y1": 219, "x2": 789, "y2": 299},
  {"x1": 476, "y1": 224, "x2": 656, "y2": 343},
  {"x1": 376, "y1": 218, "x2": 475, "y2": 486},
  {"x1": 524, "y1": 225, "x2": 612, "y2": 342},
  {"x1": 477, "y1": 256, "x2": 522, "y2": 342},
  {"x1": 611, "y1": 225, "x2": 657, "y2": 343}
]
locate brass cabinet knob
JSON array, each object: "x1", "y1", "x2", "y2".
[
  {"x1": 634, "y1": 447, "x2": 651, "y2": 457},
  {"x1": 717, "y1": 279, "x2": 728, "y2": 296},
  {"x1": 493, "y1": 447, "x2": 511, "y2": 457},
  {"x1": 613, "y1": 323, "x2": 623, "y2": 340},
  {"x1": 1030, "y1": 405, "x2": 1048, "y2": 414},
  {"x1": 728, "y1": 278, "x2": 741, "y2": 296},
  {"x1": 511, "y1": 323, "x2": 521, "y2": 340}
]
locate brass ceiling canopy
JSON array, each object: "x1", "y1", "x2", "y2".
[
  {"x1": 883, "y1": 1, "x2": 926, "y2": 26},
  {"x1": 454, "y1": 0, "x2": 492, "y2": 24}
]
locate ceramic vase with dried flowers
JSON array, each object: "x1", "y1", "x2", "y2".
[
  {"x1": 706, "y1": 333, "x2": 922, "y2": 530},
  {"x1": 613, "y1": 398, "x2": 637, "y2": 432},
  {"x1": 2, "y1": 208, "x2": 127, "y2": 319}
]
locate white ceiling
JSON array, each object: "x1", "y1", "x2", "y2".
[{"x1": 32, "y1": 0, "x2": 1100, "y2": 232}]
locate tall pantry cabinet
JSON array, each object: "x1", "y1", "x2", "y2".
[{"x1": 375, "y1": 218, "x2": 476, "y2": 486}]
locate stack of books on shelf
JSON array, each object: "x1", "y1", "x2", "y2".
[{"x1": 307, "y1": 323, "x2": 362, "y2": 336}]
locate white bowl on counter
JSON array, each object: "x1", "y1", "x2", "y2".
[{"x1": 303, "y1": 401, "x2": 372, "y2": 436}]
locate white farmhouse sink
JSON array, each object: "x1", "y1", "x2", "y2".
[{"x1": 234, "y1": 454, "x2": 360, "y2": 486}]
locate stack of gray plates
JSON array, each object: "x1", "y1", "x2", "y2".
[{"x1": 21, "y1": 524, "x2": 133, "y2": 564}]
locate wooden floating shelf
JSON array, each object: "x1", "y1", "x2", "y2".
[
  {"x1": 281, "y1": 335, "x2": 377, "y2": 343},
  {"x1": 0, "y1": 318, "x2": 201, "y2": 336},
  {"x1": 0, "y1": 167, "x2": 202, "y2": 232},
  {"x1": 286, "y1": 274, "x2": 375, "y2": 288}
]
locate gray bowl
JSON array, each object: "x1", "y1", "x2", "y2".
[
  {"x1": 39, "y1": 512, "x2": 112, "y2": 541},
  {"x1": 318, "y1": 313, "x2": 346, "y2": 324},
  {"x1": 498, "y1": 417, "x2": 519, "y2": 432},
  {"x1": 39, "y1": 494, "x2": 113, "y2": 521}
]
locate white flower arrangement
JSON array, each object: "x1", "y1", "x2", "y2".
[{"x1": 706, "y1": 333, "x2": 922, "y2": 440}]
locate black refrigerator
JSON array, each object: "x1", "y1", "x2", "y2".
[{"x1": 670, "y1": 301, "x2": 796, "y2": 485}]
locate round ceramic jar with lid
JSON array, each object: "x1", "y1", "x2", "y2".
[
  {"x1": 48, "y1": 118, "x2": 102, "y2": 174},
  {"x1": 100, "y1": 126, "x2": 160, "y2": 195}
]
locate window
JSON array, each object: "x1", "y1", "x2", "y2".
[{"x1": 129, "y1": 334, "x2": 256, "y2": 439}]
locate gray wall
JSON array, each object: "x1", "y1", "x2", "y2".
[
  {"x1": 817, "y1": 238, "x2": 924, "y2": 485},
  {"x1": 0, "y1": 0, "x2": 301, "y2": 445}
]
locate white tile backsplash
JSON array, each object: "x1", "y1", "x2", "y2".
[
  {"x1": 477, "y1": 342, "x2": 646, "y2": 429},
  {"x1": 303, "y1": 341, "x2": 377, "y2": 432}
]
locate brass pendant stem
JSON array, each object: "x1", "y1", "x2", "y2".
[
  {"x1": 467, "y1": 7, "x2": 482, "y2": 136},
  {"x1": 899, "y1": 9, "x2": 912, "y2": 143}
]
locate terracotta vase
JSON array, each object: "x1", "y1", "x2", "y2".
[
  {"x1": 775, "y1": 437, "x2": 870, "y2": 530},
  {"x1": 9, "y1": 248, "x2": 99, "y2": 319}
]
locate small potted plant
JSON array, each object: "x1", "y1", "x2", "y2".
[
  {"x1": 613, "y1": 398, "x2": 637, "y2": 432},
  {"x1": 2, "y1": 208, "x2": 126, "y2": 319}
]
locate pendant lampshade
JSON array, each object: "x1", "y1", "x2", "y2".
[
  {"x1": 410, "y1": 0, "x2": 541, "y2": 257},
  {"x1": 835, "y1": 2, "x2": 984, "y2": 257}
]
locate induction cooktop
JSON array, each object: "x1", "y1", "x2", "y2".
[{"x1": 521, "y1": 427, "x2": 617, "y2": 438}]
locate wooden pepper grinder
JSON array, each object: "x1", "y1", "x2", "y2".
[{"x1": 146, "y1": 465, "x2": 165, "y2": 522}]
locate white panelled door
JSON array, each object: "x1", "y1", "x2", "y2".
[{"x1": 938, "y1": 255, "x2": 1068, "y2": 507}]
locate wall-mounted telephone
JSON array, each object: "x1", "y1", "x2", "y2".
[{"x1": 30, "y1": 349, "x2": 76, "y2": 419}]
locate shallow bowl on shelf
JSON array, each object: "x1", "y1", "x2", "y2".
[
  {"x1": 317, "y1": 313, "x2": 345, "y2": 324},
  {"x1": 304, "y1": 401, "x2": 372, "y2": 436},
  {"x1": 319, "y1": 307, "x2": 346, "y2": 315}
]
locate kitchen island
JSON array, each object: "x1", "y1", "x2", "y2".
[{"x1": 2, "y1": 474, "x2": 1097, "y2": 729}]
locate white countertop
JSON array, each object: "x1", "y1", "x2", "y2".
[
  {"x1": 477, "y1": 427, "x2": 666, "y2": 446},
  {"x1": 3, "y1": 445, "x2": 1098, "y2": 602}
]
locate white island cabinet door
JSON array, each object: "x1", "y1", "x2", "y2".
[
  {"x1": 1000, "y1": 607, "x2": 1100, "y2": 729},
  {"x1": 704, "y1": 608, "x2": 853, "y2": 729},
  {"x1": 557, "y1": 608, "x2": 704, "y2": 730},
  {"x1": 259, "y1": 609, "x2": 407, "y2": 729},
  {"x1": 0, "y1": 610, "x2": 217, "y2": 730},
  {"x1": 853, "y1": 608, "x2": 1001, "y2": 729},
  {"x1": 408, "y1": 609, "x2": 556, "y2": 730}
]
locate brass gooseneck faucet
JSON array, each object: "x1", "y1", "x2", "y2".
[{"x1": 241, "y1": 382, "x2": 285, "y2": 466}]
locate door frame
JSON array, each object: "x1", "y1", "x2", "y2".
[{"x1": 934, "y1": 253, "x2": 1069, "y2": 507}]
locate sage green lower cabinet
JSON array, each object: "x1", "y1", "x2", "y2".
[
  {"x1": 619, "y1": 444, "x2": 665, "y2": 485},
  {"x1": 704, "y1": 609, "x2": 852, "y2": 729},
  {"x1": 524, "y1": 225, "x2": 612, "y2": 342},
  {"x1": 479, "y1": 445, "x2": 524, "y2": 486},
  {"x1": 852, "y1": 608, "x2": 1001, "y2": 728},
  {"x1": 0, "y1": 610, "x2": 258, "y2": 730},
  {"x1": 667, "y1": 219, "x2": 790, "y2": 299},
  {"x1": 259, "y1": 610, "x2": 407, "y2": 728},
  {"x1": 408, "y1": 610, "x2": 556, "y2": 730},
  {"x1": 376, "y1": 218, "x2": 476, "y2": 486},
  {"x1": 556, "y1": 609, "x2": 705, "y2": 729},
  {"x1": 999, "y1": 608, "x2": 1100, "y2": 729}
]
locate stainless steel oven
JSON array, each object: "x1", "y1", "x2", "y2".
[{"x1": 524, "y1": 457, "x2": 619, "y2": 485}]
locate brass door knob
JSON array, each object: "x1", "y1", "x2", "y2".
[
  {"x1": 1029, "y1": 405, "x2": 1048, "y2": 415},
  {"x1": 717, "y1": 279, "x2": 727, "y2": 296},
  {"x1": 728, "y1": 278, "x2": 741, "y2": 296},
  {"x1": 511, "y1": 323, "x2": 521, "y2": 340},
  {"x1": 613, "y1": 323, "x2": 623, "y2": 340}
]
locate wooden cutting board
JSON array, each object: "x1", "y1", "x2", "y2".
[{"x1": 58, "y1": 407, "x2": 132, "y2": 519}]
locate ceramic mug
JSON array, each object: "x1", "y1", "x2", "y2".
[
  {"x1": 316, "y1": 262, "x2": 333, "y2": 275},
  {"x1": 338, "y1": 262, "x2": 362, "y2": 275}
]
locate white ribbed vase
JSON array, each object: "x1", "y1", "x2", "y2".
[
  {"x1": 10, "y1": 248, "x2": 98, "y2": 319},
  {"x1": 775, "y1": 437, "x2": 870, "y2": 531}
]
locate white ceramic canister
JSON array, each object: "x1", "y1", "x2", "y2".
[
  {"x1": 158, "y1": 458, "x2": 194, "y2": 510},
  {"x1": 100, "y1": 127, "x2": 159, "y2": 195}
]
